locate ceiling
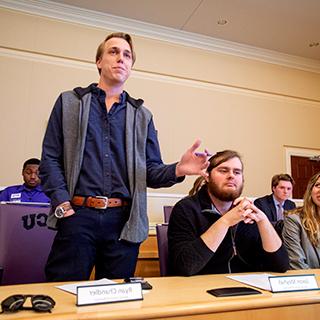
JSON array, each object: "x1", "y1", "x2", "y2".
[{"x1": 50, "y1": 0, "x2": 320, "y2": 61}]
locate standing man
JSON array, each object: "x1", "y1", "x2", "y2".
[
  {"x1": 0, "y1": 158, "x2": 50, "y2": 203},
  {"x1": 168, "y1": 150, "x2": 289, "y2": 276},
  {"x1": 254, "y1": 174, "x2": 296, "y2": 229},
  {"x1": 40, "y1": 32, "x2": 209, "y2": 281}
]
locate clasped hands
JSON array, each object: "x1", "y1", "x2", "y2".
[{"x1": 223, "y1": 197, "x2": 267, "y2": 227}]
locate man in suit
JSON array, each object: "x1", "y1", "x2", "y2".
[{"x1": 254, "y1": 174, "x2": 296, "y2": 230}]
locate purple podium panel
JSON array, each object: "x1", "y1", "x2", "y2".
[{"x1": 0, "y1": 203, "x2": 56, "y2": 285}]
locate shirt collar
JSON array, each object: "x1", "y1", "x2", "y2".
[
  {"x1": 272, "y1": 195, "x2": 283, "y2": 208},
  {"x1": 22, "y1": 184, "x2": 41, "y2": 192},
  {"x1": 198, "y1": 185, "x2": 230, "y2": 216},
  {"x1": 91, "y1": 83, "x2": 126, "y2": 104},
  {"x1": 204, "y1": 202, "x2": 221, "y2": 215}
]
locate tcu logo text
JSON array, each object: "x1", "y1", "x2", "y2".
[{"x1": 21, "y1": 213, "x2": 48, "y2": 230}]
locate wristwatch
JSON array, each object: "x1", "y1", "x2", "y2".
[{"x1": 54, "y1": 203, "x2": 72, "y2": 219}]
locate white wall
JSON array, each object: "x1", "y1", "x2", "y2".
[{"x1": 0, "y1": 7, "x2": 318, "y2": 224}]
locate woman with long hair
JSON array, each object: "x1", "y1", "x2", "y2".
[{"x1": 282, "y1": 171, "x2": 320, "y2": 269}]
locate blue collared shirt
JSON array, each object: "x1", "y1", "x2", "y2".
[
  {"x1": 75, "y1": 84, "x2": 170, "y2": 198},
  {"x1": 0, "y1": 184, "x2": 50, "y2": 203},
  {"x1": 272, "y1": 195, "x2": 284, "y2": 210},
  {"x1": 74, "y1": 85, "x2": 131, "y2": 198},
  {"x1": 40, "y1": 84, "x2": 180, "y2": 207}
]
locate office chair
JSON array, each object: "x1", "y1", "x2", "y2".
[
  {"x1": 163, "y1": 206, "x2": 173, "y2": 223},
  {"x1": 156, "y1": 223, "x2": 169, "y2": 276},
  {"x1": 0, "y1": 266, "x2": 3, "y2": 285}
]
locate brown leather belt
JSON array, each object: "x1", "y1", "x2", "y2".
[{"x1": 72, "y1": 196, "x2": 128, "y2": 209}]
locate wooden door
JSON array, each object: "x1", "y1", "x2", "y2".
[{"x1": 291, "y1": 155, "x2": 320, "y2": 198}]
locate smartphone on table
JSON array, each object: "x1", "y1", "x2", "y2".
[{"x1": 124, "y1": 277, "x2": 153, "y2": 290}]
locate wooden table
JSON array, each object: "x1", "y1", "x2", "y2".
[{"x1": 1, "y1": 270, "x2": 320, "y2": 319}]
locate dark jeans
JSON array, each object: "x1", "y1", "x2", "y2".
[{"x1": 45, "y1": 206, "x2": 140, "y2": 281}]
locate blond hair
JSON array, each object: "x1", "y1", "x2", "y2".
[{"x1": 288, "y1": 172, "x2": 320, "y2": 246}]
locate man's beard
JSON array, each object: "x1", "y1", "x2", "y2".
[{"x1": 207, "y1": 181, "x2": 243, "y2": 202}]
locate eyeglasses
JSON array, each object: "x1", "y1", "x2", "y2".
[{"x1": 0, "y1": 294, "x2": 55, "y2": 313}]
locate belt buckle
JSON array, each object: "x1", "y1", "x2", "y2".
[{"x1": 95, "y1": 196, "x2": 108, "y2": 209}]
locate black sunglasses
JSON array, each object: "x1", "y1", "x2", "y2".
[{"x1": 0, "y1": 294, "x2": 55, "y2": 313}]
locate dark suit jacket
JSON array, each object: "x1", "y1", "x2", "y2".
[{"x1": 254, "y1": 194, "x2": 296, "y2": 222}]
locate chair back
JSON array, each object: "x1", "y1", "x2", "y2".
[
  {"x1": 0, "y1": 266, "x2": 3, "y2": 285},
  {"x1": 163, "y1": 205, "x2": 173, "y2": 223},
  {"x1": 156, "y1": 223, "x2": 169, "y2": 276},
  {"x1": 0, "y1": 203, "x2": 55, "y2": 285}
]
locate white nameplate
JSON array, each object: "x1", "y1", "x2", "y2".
[
  {"x1": 76, "y1": 282, "x2": 143, "y2": 306},
  {"x1": 269, "y1": 274, "x2": 319, "y2": 293}
]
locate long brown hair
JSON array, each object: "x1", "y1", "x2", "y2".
[
  {"x1": 188, "y1": 150, "x2": 243, "y2": 196},
  {"x1": 188, "y1": 176, "x2": 205, "y2": 196},
  {"x1": 290, "y1": 172, "x2": 320, "y2": 246}
]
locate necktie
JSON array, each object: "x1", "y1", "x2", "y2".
[{"x1": 276, "y1": 203, "x2": 284, "y2": 220}]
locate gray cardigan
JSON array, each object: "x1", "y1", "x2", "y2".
[
  {"x1": 282, "y1": 213, "x2": 320, "y2": 269},
  {"x1": 47, "y1": 90, "x2": 151, "y2": 243}
]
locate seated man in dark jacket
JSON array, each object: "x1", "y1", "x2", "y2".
[
  {"x1": 254, "y1": 174, "x2": 296, "y2": 234},
  {"x1": 168, "y1": 150, "x2": 289, "y2": 276}
]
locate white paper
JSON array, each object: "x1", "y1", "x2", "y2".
[
  {"x1": 227, "y1": 273, "x2": 273, "y2": 291},
  {"x1": 56, "y1": 278, "x2": 115, "y2": 295}
]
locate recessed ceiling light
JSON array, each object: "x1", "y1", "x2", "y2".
[
  {"x1": 217, "y1": 19, "x2": 228, "y2": 25},
  {"x1": 309, "y1": 42, "x2": 319, "y2": 47}
]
